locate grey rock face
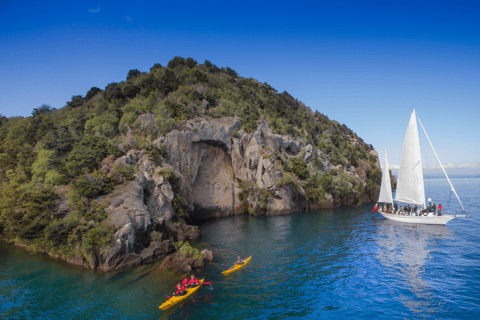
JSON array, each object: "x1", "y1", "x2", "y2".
[{"x1": 93, "y1": 117, "x2": 375, "y2": 272}]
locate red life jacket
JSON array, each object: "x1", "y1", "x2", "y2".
[
  {"x1": 175, "y1": 284, "x2": 186, "y2": 295},
  {"x1": 187, "y1": 278, "x2": 200, "y2": 286},
  {"x1": 182, "y1": 278, "x2": 189, "y2": 286}
]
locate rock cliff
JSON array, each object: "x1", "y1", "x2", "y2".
[{"x1": 77, "y1": 115, "x2": 381, "y2": 272}]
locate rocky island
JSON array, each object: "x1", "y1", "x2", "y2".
[{"x1": 0, "y1": 57, "x2": 389, "y2": 272}]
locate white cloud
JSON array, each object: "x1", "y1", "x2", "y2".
[
  {"x1": 124, "y1": 16, "x2": 133, "y2": 21},
  {"x1": 389, "y1": 164, "x2": 400, "y2": 170},
  {"x1": 88, "y1": 7, "x2": 100, "y2": 13}
]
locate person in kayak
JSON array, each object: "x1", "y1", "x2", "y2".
[
  {"x1": 187, "y1": 275, "x2": 200, "y2": 287},
  {"x1": 173, "y1": 282, "x2": 186, "y2": 296},
  {"x1": 182, "y1": 277, "x2": 189, "y2": 287},
  {"x1": 229, "y1": 256, "x2": 243, "y2": 270}
]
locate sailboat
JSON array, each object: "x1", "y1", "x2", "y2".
[{"x1": 376, "y1": 109, "x2": 467, "y2": 225}]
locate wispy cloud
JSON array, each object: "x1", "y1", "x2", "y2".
[
  {"x1": 124, "y1": 15, "x2": 133, "y2": 21},
  {"x1": 88, "y1": 7, "x2": 100, "y2": 13}
]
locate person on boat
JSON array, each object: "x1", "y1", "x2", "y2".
[
  {"x1": 394, "y1": 203, "x2": 398, "y2": 213},
  {"x1": 437, "y1": 204, "x2": 442, "y2": 216},
  {"x1": 432, "y1": 203, "x2": 437, "y2": 214},
  {"x1": 174, "y1": 282, "x2": 186, "y2": 296},
  {"x1": 399, "y1": 205, "x2": 404, "y2": 215},
  {"x1": 413, "y1": 204, "x2": 418, "y2": 215},
  {"x1": 372, "y1": 203, "x2": 378, "y2": 214},
  {"x1": 229, "y1": 256, "x2": 243, "y2": 270},
  {"x1": 187, "y1": 275, "x2": 200, "y2": 287}
]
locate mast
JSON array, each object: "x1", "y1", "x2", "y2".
[
  {"x1": 416, "y1": 116, "x2": 466, "y2": 212},
  {"x1": 395, "y1": 109, "x2": 426, "y2": 208}
]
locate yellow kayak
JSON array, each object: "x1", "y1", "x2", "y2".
[
  {"x1": 222, "y1": 256, "x2": 252, "y2": 275},
  {"x1": 159, "y1": 279, "x2": 204, "y2": 310}
]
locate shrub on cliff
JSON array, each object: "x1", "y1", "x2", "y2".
[
  {"x1": 290, "y1": 157, "x2": 309, "y2": 180},
  {"x1": 174, "y1": 241, "x2": 205, "y2": 259},
  {"x1": 66, "y1": 136, "x2": 123, "y2": 176}
]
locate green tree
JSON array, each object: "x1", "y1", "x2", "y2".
[
  {"x1": 67, "y1": 95, "x2": 84, "y2": 108},
  {"x1": 127, "y1": 69, "x2": 141, "y2": 81},
  {"x1": 32, "y1": 104, "x2": 54, "y2": 117},
  {"x1": 167, "y1": 56, "x2": 186, "y2": 69},
  {"x1": 66, "y1": 135, "x2": 122, "y2": 176},
  {"x1": 185, "y1": 57, "x2": 197, "y2": 68},
  {"x1": 85, "y1": 87, "x2": 102, "y2": 101}
]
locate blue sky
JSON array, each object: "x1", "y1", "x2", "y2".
[{"x1": 1, "y1": 0, "x2": 479, "y2": 168}]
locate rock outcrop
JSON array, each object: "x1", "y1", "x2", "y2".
[
  {"x1": 69, "y1": 116, "x2": 379, "y2": 272},
  {"x1": 163, "y1": 117, "x2": 379, "y2": 219}
]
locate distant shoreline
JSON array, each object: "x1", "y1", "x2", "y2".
[{"x1": 423, "y1": 175, "x2": 480, "y2": 179}]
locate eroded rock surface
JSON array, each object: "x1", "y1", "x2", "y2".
[{"x1": 76, "y1": 116, "x2": 380, "y2": 272}]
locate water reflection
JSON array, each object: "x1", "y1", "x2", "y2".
[{"x1": 375, "y1": 221, "x2": 452, "y2": 315}]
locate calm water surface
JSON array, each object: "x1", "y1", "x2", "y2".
[{"x1": 1, "y1": 178, "x2": 479, "y2": 319}]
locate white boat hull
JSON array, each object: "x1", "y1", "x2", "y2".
[{"x1": 378, "y1": 212, "x2": 455, "y2": 225}]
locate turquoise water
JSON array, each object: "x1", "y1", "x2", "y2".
[{"x1": 1, "y1": 178, "x2": 479, "y2": 319}]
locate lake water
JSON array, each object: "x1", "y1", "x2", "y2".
[{"x1": 1, "y1": 178, "x2": 479, "y2": 319}]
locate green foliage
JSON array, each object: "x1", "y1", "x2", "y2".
[
  {"x1": 256, "y1": 189, "x2": 270, "y2": 209},
  {"x1": 305, "y1": 174, "x2": 322, "y2": 202},
  {"x1": 66, "y1": 135, "x2": 123, "y2": 176},
  {"x1": 81, "y1": 223, "x2": 114, "y2": 256},
  {"x1": 290, "y1": 157, "x2": 309, "y2": 180},
  {"x1": 127, "y1": 69, "x2": 141, "y2": 81},
  {"x1": 69, "y1": 171, "x2": 113, "y2": 202},
  {"x1": 31, "y1": 149, "x2": 55, "y2": 182},
  {"x1": 85, "y1": 87, "x2": 102, "y2": 101},
  {"x1": 0, "y1": 176, "x2": 56, "y2": 241},
  {"x1": 173, "y1": 241, "x2": 204, "y2": 259},
  {"x1": 278, "y1": 172, "x2": 301, "y2": 192},
  {"x1": 32, "y1": 104, "x2": 54, "y2": 117},
  {"x1": 168, "y1": 56, "x2": 186, "y2": 69},
  {"x1": 113, "y1": 162, "x2": 135, "y2": 181},
  {"x1": 185, "y1": 57, "x2": 197, "y2": 68},
  {"x1": 84, "y1": 113, "x2": 119, "y2": 138},
  {"x1": 366, "y1": 165, "x2": 382, "y2": 192}
]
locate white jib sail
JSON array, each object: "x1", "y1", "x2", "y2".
[
  {"x1": 378, "y1": 150, "x2": 393, "y2": 204},
  {"x1": 394, "y1": 109, "x2": 426, "y2": 207}
]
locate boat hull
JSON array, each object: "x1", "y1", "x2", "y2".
[
  {"x1": 378, "y1": 212, "x2": 455, "y2": 225},
  {"x1": 159, "y1": 279, "x2": 204, "y2": 310},
  {"x1": 222, "y1": 256, "x2": 252, "y2": 275}
]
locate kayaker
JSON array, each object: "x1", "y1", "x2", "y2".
[
  {"x1": 187, "y1": 275, "x2": 200, "y2": 287},
  {"x1": 182, "y1": 277, "x2": 189, "y2": 287},
  {"x1": 173, "y1": 282, "x2": 186, "y2": 296},
  {"x1": 229, "y1": 256, "x2": 243, "y2": 270}
]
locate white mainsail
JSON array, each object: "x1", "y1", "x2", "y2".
[
  {"x1": 378, "y1": 150, "x2": 393, "y2": 204},
  {"x1": 394, "y1": 109, "x2": 426, "y2": 208}
]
